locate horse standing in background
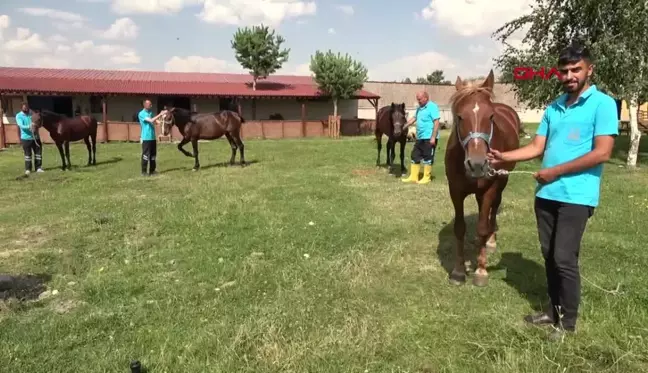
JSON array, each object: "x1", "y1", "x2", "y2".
[
  {"x1": 30, "y1": 110, "x2": 98, "y2": 170},
  {"x1": 160, "y1": 108, "x2": 246, "y2": 170},
  {"x1": 444, "y1": 70, "x2": 521, "y2": 287},
  {"x1": 374, "y1": 103, "x2": 408, "y2": 174}
]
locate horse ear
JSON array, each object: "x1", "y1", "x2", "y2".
[
  {"x1": 391, "y1": 103, "x2": 395, "y2": 109},
  {"x1": 454, "y1": 76, "x2": 463, "y2": 91},
  {"x1": 481, "y1": 70, "x2": 495, "y2": 90},
  {"x1": 400, "y1": 103, "x2": 405, "y2": 111}
]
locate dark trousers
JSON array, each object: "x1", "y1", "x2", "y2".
[
  {"x1": 21, "y1": 139, "x2": 42, "y2": 171},
  {"x1": 411, "y1": 139, "x2": 438, "y2": 164},
  {"x1": 534, "y1": 197, "x2": 594, "y2": 330},
  {"x1": 141, "y1": 140, "x2": 157, "y2": 174}
]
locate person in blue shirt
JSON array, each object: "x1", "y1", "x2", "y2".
[
  {"x1": 138, "y1": 99, "x2": 166, "y2": 176},
  {"x1": 16, "y1": 102, "x2": 43, "y2": 175},
  {"x1": 401, "y1": 91, "x2": 441, "y2": 184},
  {"x1": 488, "y1": 43, "x2": 618, "y2": 341}
]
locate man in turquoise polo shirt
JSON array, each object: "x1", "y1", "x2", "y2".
[
  {"x1": 16, "y1": 102, "x2": 44, "y2": 175},
  {"x1": 138, "y1": 99, "x2": 166, "y2": 176},
  {"x1": 401, "y1": 91, "x2": 441, "y2": 184},
  {"x1": 488, "y1": 43, "x2": 617, "y2": 341}
]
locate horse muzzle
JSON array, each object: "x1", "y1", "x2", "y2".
[{"x1": 464, "y1": 155, "x2": 490, "y2": 178}]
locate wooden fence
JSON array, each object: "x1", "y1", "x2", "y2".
[{"x1": 0, "y1": 117, "x2": 376, "y2": 146}]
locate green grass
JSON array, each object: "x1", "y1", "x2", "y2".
[{"x1": 1, "y1": 127, "x2": 648, "y2": 372}]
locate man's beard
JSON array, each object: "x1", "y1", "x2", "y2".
[{"x1": 562, "y1": 78, "x2": 586, "y2": 93}]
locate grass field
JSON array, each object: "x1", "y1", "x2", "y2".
[{"x1": 1, "y1": 126, "x2": 648, "y2": 372}]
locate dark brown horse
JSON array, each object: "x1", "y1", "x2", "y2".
[
  {"x1": 161, "y1": 108, "x2": 245, "y2": 170},
  {"x1": 444, "y1": 70, "x2": 521, "y2": 287},
  {"x1": 30, "y1": 110, "x2": 98, "y2": 170},
  {"x1": 375, "y1": 103, "x2": 408, "y2": 173}
]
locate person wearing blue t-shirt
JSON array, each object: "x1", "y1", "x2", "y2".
[
  {"x1": 138, "y1": 99, "x2": 167, "y2": 176},
  {"x1": 488, "y1": 43, "x2": 618, "y2": 341},
  {"x1": 401, "y1": 91, "x2": 441, "y2": 184},
  {"x1": 16, "y1": 102, "x2": 44, "y2": 175}
]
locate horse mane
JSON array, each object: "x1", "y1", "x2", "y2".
[
  {"x1": 448, "y1": 82, "x2": 496, "y2": 113},
  {"x1": 39, "y1": 109, "x2": 65, "y2": 119}
]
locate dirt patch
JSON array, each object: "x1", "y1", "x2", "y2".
[
  {"x1": 1, "y1": 225, "x2": 52, "y2": 257},
  {"x1": 51, "y1": 299, "x2": 85, "y2": 314}
]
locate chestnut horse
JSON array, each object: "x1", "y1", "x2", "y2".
[
  {"x1": 30, "y1": 110, "x2": 98, "y2": 170},
  {"x1": 374, "y1": 103, "x2": 408, "y2": 173},
  {"x1": 445, "y1": 70, "x2": 521, "y2": 287},
  {"x1": 160, "y1": 107, "x2": 245, "y2": 170}
]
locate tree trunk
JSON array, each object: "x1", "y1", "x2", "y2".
[
  {"x1": 626, "y1": 96, "x2": 641, "y2": 168},
  {"x1": 252, "y1": 77, "x2": 257, "y2": 91},
  {"x1": 333, "y1": 98, "x2": 338, "y2": 117}
]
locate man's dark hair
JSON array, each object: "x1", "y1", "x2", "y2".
[
  {"x1": 558, "y1": 42, "x2": 592, "y2": 65},
  {"x1": 21, "y1": 101, "x2": 28, "y2": 106}
]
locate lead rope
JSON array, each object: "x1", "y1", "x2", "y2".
[{"x1": 488, "y1": 168, "x2": 536, "y2": 177}]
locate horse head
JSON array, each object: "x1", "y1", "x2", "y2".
[
  {"x1": 390, "y1": 102, "x2": 407, "y2": 137},
  {"x1": 449, "y1": 70, "x2": 496, "y2": 179},
  {"x1": 30, "y1": 109, "x2": 48, "y2": 135},
  {"x1": 160, "y1": 107, "x2": 176, "y2": 136}
]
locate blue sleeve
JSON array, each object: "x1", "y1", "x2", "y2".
[
  {"x1": 594, "y1": 96, "x2": 619, "y2": 137},
  {"x1": 429, "y1": 104, "x2": 440, "y2": 121},
  {"x1": 137, "y1": 111, "x2": 147, "y2": 124},
  {"x1": 536, "y1": 109, "x2": 549, "y2": 136},
  {"x1": 16, "y1": 114, "x2": 28, "y2": 129}
]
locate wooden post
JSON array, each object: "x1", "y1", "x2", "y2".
[
  {"x1": 301, "y1": 101, "x2": 306, "y2": 137},
  {"x1": 237, "y1": 98, "x2": 242, "y2": 116},
  {"x1": 102, "y1": 97, "x2": 108, "y2": 143},
  {"x1": 0, "y1": 95, "x2": 6, "y2": 149}
]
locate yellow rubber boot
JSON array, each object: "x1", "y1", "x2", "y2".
[
  {"x1": 401, "y1": 163, "x2": 421, "y2": 183},
  {"x1": 417, "y1": 164, "x2": 432, "y2": 184}
]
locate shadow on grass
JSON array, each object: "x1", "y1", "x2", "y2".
[
  {"x1": 0, "y1": 273, "x2": 52, "y2": 301},
  {"x1": 437, "y1": 213, "x2": 547, "y2": 310},
  {"x1": 159, "y1": 159, "x2": 260, "y2": 173},
  {"x1": 42, "y1": 157, "x2": 123, "y2": 171}
]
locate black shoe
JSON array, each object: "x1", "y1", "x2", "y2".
[
  {"x1": 523, "y1": 312, "x2": 555, "y2": 326},
  {"x1": 149, "y1": 171, "x2": 158, "y2": 176},
  {"x1": 141, "y1": 172, "x2": 148, "y2": 177}
]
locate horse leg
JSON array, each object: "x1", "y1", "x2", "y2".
[
  {"x1": 487, "y1": 186, "x2": 504, "y2": 253},
  {"x1": 191, "y1": 139, "x2": 200, "y2": 171},
  {"x1": 449, "y1": 187, "x2": 468, "y2": 285},
  {"x1": 375, "y1": 131, "x2": 382, "y2": 167},
  {"x1": 91, "y1": 131, "x2": 97, "y2": 165},
  {"x1": 473, "y1": 187, "x2": 497, "y2": 287},
  {"x1": 235, "y1": 135, "x2": 245, "y2": 166},
  {"x1": 386, "y1": 138, "x2": 394, "y2": 173},
  {"x1": 224, "y1": 133, "x2": 238, "y2": 165},
  {"x1": 55, "y1": 142, "x2": 66, "y2": 171},
  {"x1": 177, "y1": 138, "x2": 193, "y2": 157},
  {"x1": 399, "y1": 137, "x2": 406, "y2": 174},
  {"x1": 84, "y1": 137, "x2": 92, "y2": 166},
  {"x1": 64, "y1": 141, "x2": 72, "y2": 169}
]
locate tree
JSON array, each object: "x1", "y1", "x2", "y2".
[
  {"x1": 493, "y1": 0, "x2": 648, "y2": 167},
  {"x1": 415, "y1": 70, "x2": 451, "y2": 85},
  {"x1": 402, "y1": 77, "x2": 412, "y2": 83},
  {"x1": 309, "y1": 50, "x2": 368, "y2": 117},
  {"x1": 231, "y1": 24, "x2": 290, "y2": 90}
]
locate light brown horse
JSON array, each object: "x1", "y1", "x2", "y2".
[
  {"x1": 444, "y1": 70, "x2": 521, "y2": 287},
  {"x1": 161, "y1": 107, "x2": 246, "y2": 170},
  {"x1": 31, "y1": 110, "x2": 98, "y2": 170}
]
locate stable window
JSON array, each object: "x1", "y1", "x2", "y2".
[{"x1": 90, "y1": 96, "x2": 103, "y2": 113}]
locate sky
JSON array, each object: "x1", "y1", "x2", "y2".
[{"x1": 0, "y1": 0, "x2": 531, "y2": 82}]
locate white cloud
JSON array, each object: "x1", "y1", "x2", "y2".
[
  {"x1": 277, "y1": 62, "x2": 310, "y2": 76},
  {"x1": 39, "y1": 56, "x2": 71, "y2": 68},
  {"x1": 110, "y1": 0, "x2": 204, "y2": 14},
  {"x1": 198, "y1": 0, "x2": 316, "y2": 27},
  {"x1": 49, "y1": 34, "x2": 68, "y2": 43},
  {"x1": 3, "y1": 27, "x2": 47, "y2": 53},
  {"x1": 102, "y1": 17, "x2": 138, "y2": 40},
  {"x1": 328, "y1": 28, "x2": 335, "y2": 34},
  {"x1": 112, "y1": 51, "x2": 140, "y2": 64},
  {"x1": 18, "y1": 8, "x2": 86, "y2": 22},
  {"x1": 369, "y1": 51, "x2": 458, "y2": 81},
  {"x1": 335, "y1": 5, "x2": 353, "y2": 15},
  {"x1": 164, "y1": 55, "x2": 245, "y2": 73},
  {"x1": 420, "y1": 0, "x2": 532, "y2": 36}
]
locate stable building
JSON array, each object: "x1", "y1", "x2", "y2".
[{"x1": 0, "y1": 67, "x2": 380, "y2": 146}]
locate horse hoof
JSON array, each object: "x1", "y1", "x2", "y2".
[
  {"x1": 473, "y1": 274, "x2": 489, "y2": 287},
  {"x1": 449, "y1": 270, "x2": 466, "y2": 285},
  {"x1": 192, "y1": 168, "x2": 198, "y2": 172}
]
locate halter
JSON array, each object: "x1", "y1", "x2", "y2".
[{"x1": 454, "y1": 116, "x2": 494, "y2": 150}]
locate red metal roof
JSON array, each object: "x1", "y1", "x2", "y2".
[{"x1": 0, "y1": 67, "x2": 380, "y2": 99}]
